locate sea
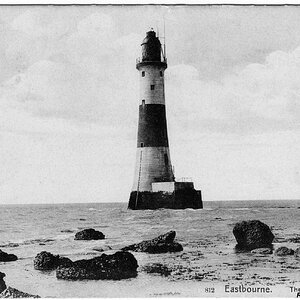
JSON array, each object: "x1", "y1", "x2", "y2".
[{"x1": 0, "y1": 200, "x2": 300, "y2": 298}]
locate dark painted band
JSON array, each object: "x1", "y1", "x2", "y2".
[{"x1": 137, "y1": 104, "x2": 169, "y2": 147}]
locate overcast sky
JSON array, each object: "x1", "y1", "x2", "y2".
[{"x1": 0, "y1": 5, "x2": 300, "y2": 204}]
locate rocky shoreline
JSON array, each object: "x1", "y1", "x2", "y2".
[{"x1": 1, "y1": 220, "x2": 300, "y2": 297}]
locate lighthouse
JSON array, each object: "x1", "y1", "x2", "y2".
[{"x1": 128, "y1": 30, "x2": 203, "y2": 210}]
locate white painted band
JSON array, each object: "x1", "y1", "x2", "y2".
[
  {"x1": 132, "y1": 147, "x2": 174, "y2": 192},
  {"x1": 139, "y1": 65, "x2": 166, "y2": 105}
]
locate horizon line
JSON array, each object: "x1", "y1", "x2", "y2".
[{"x1": 1, "y1": 198, "x2": 300, "y2": 206}]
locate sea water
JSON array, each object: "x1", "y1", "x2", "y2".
[{"x1": 0, "y1": 200, "x2": 299, "y2": 297}]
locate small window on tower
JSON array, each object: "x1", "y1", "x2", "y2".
[
  {"x1": 160, "y1": 71, "x2": 163, "y2": 77},
  {"x1": 140, "y1": 142, "x2": 144, "y2": 148},
  {"x1": 150, "y1": 84, "x2": 155, "y2": 90},
  {"x1": 142, "y1": 71, "x2": 145, "y2": 77}
]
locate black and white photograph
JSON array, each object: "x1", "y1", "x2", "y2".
[{"x1": 0, "y1": 3, "x2": 300, "y2": 298}]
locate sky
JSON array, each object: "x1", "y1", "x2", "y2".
[{"x1": 0, "y1": 5, "x2": 300, "y2": 204}]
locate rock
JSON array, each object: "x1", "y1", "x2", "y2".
[
  {"x1": 92, "y1": 246, "x2": 112, "y2": 252},
  {"x1": 74, "y1": 229, "x2": 105, "y2": 240},
  {"x1": 233, "y1": 220, "x2": 274, "y2": 250},
  {"x1": 288, "y1": 236, "x2": 300, "y2": 243},
  {"x1": 121, "y1": 231, "x2": 183, "y2": 253},
  {"x1": 0, "y1": 274, "x2": 39, "y2": 298},
  {"x1": 0, "y1": 244, "x2": 19, "y2": 248},
  {"x1": 0, "y1": 287, "x2": 40, "y2": 298},
  {"x1": 274, "y1": 246, "x2": 294, "y2": 256},
  {"x1": 61, "y1": 229, "x2": 73, "y2": 233},
  {"x1": 142, "y1": 263, "x2": 172, "y2": 276},
  {"x1": 22, "y1": 239, "x2": 54, "y2": 246},
  {"x1": 142, "y1": 243, "x2": 183, "y2": 254},
  {"x1": 294, "y1": 247, "x2": 300, "y2": 258},
  {"x1": 0, "y1": 250, "x2": 18, "y2": 262},
  {"x1": 251, "y1": 248, "x2": 273, "y2": 254},
  {"x1": 34, "y1": 251, "x2": 73, "y2": 270},
  {"x1": 0, "y1": 273, "x2": 6, "y2": 293},
  {"x1": 56, "y1": 251, "x2": 138, "y2": 280}
]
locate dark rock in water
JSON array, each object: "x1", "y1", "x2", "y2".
[
  {"x1": 288, "y1": 236, "x2": 300, "y2": 243},
  {"x1": 142, "y1": 263, "x2": 172, "y2": 276},
  {"x1": 0, "y1": 287, "x2": 40, "y2": 298},
  {"x1": 0, "y1": 272, "x2": 6, "y2": 293},
  {"x1": 75, "y1": 229, "x2": 105, "y2": 240},
  {"x1": 61, "y1": 229, "x2": 74, "y2": 233},
  {"x1": 56, "y1": 251, "x2": 138, "y2": 280},
  {"x1": 92, "y1": 246, "x2": 112, "y2": 252},
  {"x1": 274, "y1": 246, "x2": 294, "y2": 256},
  {"x1": 121, "y1": 231, "x2": 183, "y2": 253},
  {"x1": 251, "y1": 248, "x2": 273, "y2": 254},
  {"x1": 143, "y1": 243, "x2": 183, "y2": 254},
  {"x1": 0, "y1": 250, "x2": 18, "y2": 262},
  {"x1": 294, "y1": 247, "x2": 300, "y2": 258},
  {"x1": 0, "y1": 244, "x2": 19, "y2": 248},
  {"x1": 23, "y1": 239, "x2": 54, "y2": 246},
  {"x1": 34, "y1": 251, "x2": 73, "y2": 270},
  {"x1": 233, "y1": 220, "x2": 274, "y2": 250}
]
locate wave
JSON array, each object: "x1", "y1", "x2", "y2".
[
  {"x1": 23, "y1": 238, "x2": 56, "y2": 245},
  {"x1": 0, "y1": 242, "x2": 20, "y2": 248},
  {"x1": 60, "y1": 229, "x2": 75, "y2": 233},
  {"x1": 88, "y1": 208, "x2": 102, "y2": 212},
  {"x1": 0, "y1": 238, "x2": 56, "y2": 248}
]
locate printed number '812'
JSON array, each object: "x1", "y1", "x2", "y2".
[{"x1": 205, "y1": 288, "x2": 215, "y2": 293}]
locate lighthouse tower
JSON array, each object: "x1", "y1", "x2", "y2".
[{"x1": 128, "y1": 30, "x2": 203, "y2": 210}]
